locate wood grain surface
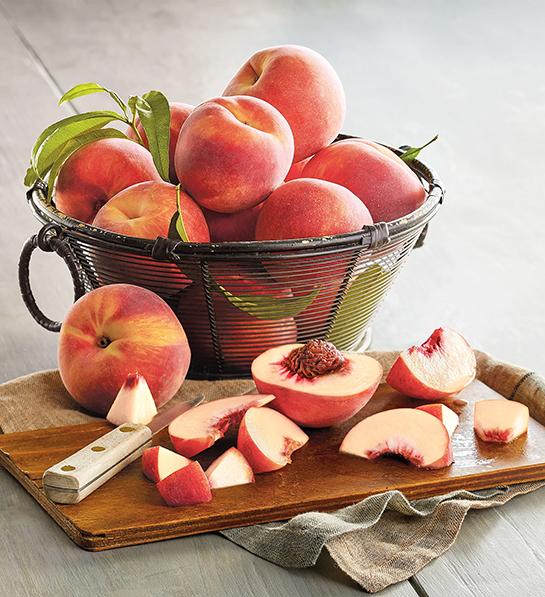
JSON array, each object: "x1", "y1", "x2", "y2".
[{"x1": 1, "y1": 381, "x2": 543, "y2": 551}]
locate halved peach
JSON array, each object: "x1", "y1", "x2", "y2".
[
  {"x1": 237, "y1": 407, "x2": 309, "y2": 473},
  {"x1": 205, "y1": 447, "x2": 255, "y2": 489},
  {"x1": 168, "y1": 394, "x2": 274, "y2": 457},
  {"x1": 141, "y1": 446, "x2": 191, "y2": 483},
  {"x1": 156, "y1": 461, "x2": 212, "y2": 506},
  {"x1": 252, "y1": 340, "x2": 382, "y2": 427},
  {"x1": 106, "y1": 373, "x2": 157, "y2": 426},
  {"x1": 474, "y1": 400, "x2": 529, "y2": 443},
  {"x1": 386, "y1": 328, "x2": 476, "y2": 400},
  {"x1": 340, "y1": 408, "x2": 453, "y2": 469}
]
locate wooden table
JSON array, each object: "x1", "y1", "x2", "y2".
[{"x1": 0, "y1": 1, "x2": 543, "y2": 594}]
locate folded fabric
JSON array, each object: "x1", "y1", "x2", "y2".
[{"x1": 0, "y1": 350, "x2": 543, "y2": 592}]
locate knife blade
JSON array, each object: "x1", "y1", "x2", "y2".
[{"x1": 42, "y1": 394, "x2": 205, "y2": 504}]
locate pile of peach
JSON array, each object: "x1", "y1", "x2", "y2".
[{"x1": 41, "y1": 44, "x2": 428, "y2": 244}]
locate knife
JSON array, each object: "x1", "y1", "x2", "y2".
[{"x1": 42, "y1": 395, "x2": 205, "y2": 505}]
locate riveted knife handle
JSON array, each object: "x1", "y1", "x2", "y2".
[{"x1": 42, "y1": 423, "x2": 152, "y2": 504}]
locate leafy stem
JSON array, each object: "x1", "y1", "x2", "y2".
[{"x1": 400, "y1": 134, "x2": 439, "y2": 163}]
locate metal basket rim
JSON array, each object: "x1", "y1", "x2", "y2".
[{"x1": 26, "y1": 135, "x2": 444, "y2": 256}]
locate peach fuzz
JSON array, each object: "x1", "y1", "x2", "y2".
[
  {"x1": 303, "y1": 139, "x2": 427, "y2": 222},
  {"x1": 285, "y1": 157, "x2": 312, "y2": 181},
  {"x1": 55, "y1": 138, "x2": 161, "y2": 223},
  {"x1": 92, "y1": 181, "x2": 209, "y2": 241},
  {"x1": 58, "y1": 284, "x2": 190, "y2": 415},
  {"x1": 156, "y1": 461, "x2": 212, "y2": 506},
  {"x1": 127, "y1": 102, "x2": 194, "y2": 182},
  {"x1": 224, "y1": 45, "x2": 345, "y2": 162},
  {"x1": 174, "y1": 96, "x2": 294, "y2": 213},
  {"x1": 255, "y1": 178, "x2": 373, "y2": 241},
  {"x1": 203, "y1": 203, "x2": 262, "y2": 242},
  {"x1": 252, "y1": 341, "x2": 383, "y2": 427}
]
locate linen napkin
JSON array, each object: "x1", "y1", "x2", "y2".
[{"x1": 0, "y1": 350, "x2": 543, "y2": 593}]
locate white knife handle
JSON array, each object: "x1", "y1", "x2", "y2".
[{"x1": 42, "y1": 423, "x2": 152, "y2": 504}]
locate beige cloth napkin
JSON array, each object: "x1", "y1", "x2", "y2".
[{"x1": 0, "y1": 351, "x2": 543, "y2": 593}]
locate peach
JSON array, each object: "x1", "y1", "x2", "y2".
[
  {"x1": 387, "y1": 328, "x2": 476, "y2": 400},
  {"x1": 224, "y1": 45, "x2": 345, "y2": 162},
  {"x1": 106, "y1": 372, "x2": 157, "y2": 426},
  {"x1": 252, "y1": 340, "x2": 383, "y2": 427},
  {"x1": 302, "y1": 139, "x2": 427, "y2": 222},
  {"x1": 416, "y1": 404, "x2": 459, "y2": 437},
  {"x1": 92, "y1": 181, "x2": 209, "y2": 241},
  {"x1": 474, "y1": 400, "x2": 529, "y2": 443},
  {"x1": 340, "y1": 408, "x2": 453, "y2": 469},
  {"x1": 255, "y1": 178, "x2": 373, "y2": 241},
  {"x1": 205, "y1": 447, "x2": 255, "y2": 489},
  {"x1": 55, "y1": 138, "x2": 161, "y2": 223},
  {"x1": 142, "y1": 446, "x2": 191, "y2": 483},
  {"x1": 174, "y1": 96, "x2": 294, "y2": 213},
  {"x1": 168, "y1": 394, "x2": 274, "y2": 457},
  {"x1": 156, "y1": 461, "x2": 212, "y2": 506},
  {"x1": 127, "y1": 102, "x2": 194, "y2": 182},
  {"x1": 203, "y1": 203, "x2": 262, "y2": 242},
  {"x1": 177, "y1": 272, "x2": 298, "y2": 372},
  {"x1": 285, "y1": 157, "x2": 312, "y2": 181},
  {"x1": 237, "y1": 407, "x2": 309, "y2": 473},
  {"x1": 58, "y1": 284, "x2": 190, "y2": 415}
]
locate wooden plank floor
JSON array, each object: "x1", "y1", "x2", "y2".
[{"x1": 0, "y1": 0, "x2": 544, "y2": 595}]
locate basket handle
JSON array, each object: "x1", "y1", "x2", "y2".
[{"x1": 18, "y1": 224, "x2": 87, "y2": 332}]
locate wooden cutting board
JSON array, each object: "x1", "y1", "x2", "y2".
[{"x1": 1, "y1": 380, "x2": 545, "y2": 551}]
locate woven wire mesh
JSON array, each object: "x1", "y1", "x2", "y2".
[{"x1": 26, "y1": 139, "x2": 443, "y2": 379}]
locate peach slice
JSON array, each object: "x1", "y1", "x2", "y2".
[
  {"x1": 106, "y1": 373, "x2": 157, "y2": 426},
  {"x1": 141, "y1": 446, "x2": 191, "y2": 483},
  {"x1": 237, "y1": 407, "x2": 309, "y2": 473},
  {"x1": 386, "y1": 328, "x2": 476, "y2": 400},
  {"x1": 205, "y1": 447, "x2": 255, "y2": 489},
  {"x1": 252, "y1": 341, "x2": 383, "y2": 427},
  {"x1": 340, "y1": 408, "x2": 453, "y2": 469},
  {"x1": 474, "y1": 400, "x2": 529, "y2": 443},
  {"x1": 168, "y1": 394, "x2": 274, "y2": 457},
  {"x1": 156, "y1": 461, "x2": 212, "y2": 506},
  {"x1": 416, "y1": 404, "x2": 459, "y2": 437}
]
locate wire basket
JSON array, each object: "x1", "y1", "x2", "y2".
[{"x1": 18, "y1": 135, "x2": 444, "y2": 379}]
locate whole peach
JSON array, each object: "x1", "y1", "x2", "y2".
[
  {"x1": 203, "y1": 203, "x2": 262, "y2": 242},
  {"x1": 58, "y1": 284, "x2": 190, "y2": 415},
  {"x1": 55, "y1": 138, "x2": 161, "y2": 223},
  {"x1": 93, "y1": 181, "x2": 209, "y2": 241},
  {"x1": 303, "y1": 139, "x2": 426, "y2": 222},
  {"x1": 255, "y1": 178, "x2": 373, "y2": 241},
  {"x1": 224, "y1": 45, "x2": 345, "y2": 162},
  {"x1": 127, "y1": 102, "x2": 194, "y2": 183},
  {"x1": 174, "y1": 96, "x2": 294, "y2": 213}
]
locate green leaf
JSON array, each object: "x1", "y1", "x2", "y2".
[
  {"x1": 59, "y1": 82, "x2": 128, "y2": 116},
  {"x1": 26, "y1": 110, "x2": 123, "y2": 186},
  {"x1": 33, "y1": 112, "x2": 122, "y2": 183},
  {"x1": 133, "y1": 91, "x2": 170, "y2": 180},
  {"x1": 46, "y1": 128, "x2": 127, "y2": 202},
  {"x1": 174, "y1": 185, "x2": 190, "y2": 242},
  {"x1": 327, "y1": 264, "x2": 392, "y2": 347},
  {"x1": 400, "y1": 134, "x2": 438, "y2": 163},
  {"x1": 216, "y1": 283, "x2": 320, "y2": 320}
]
